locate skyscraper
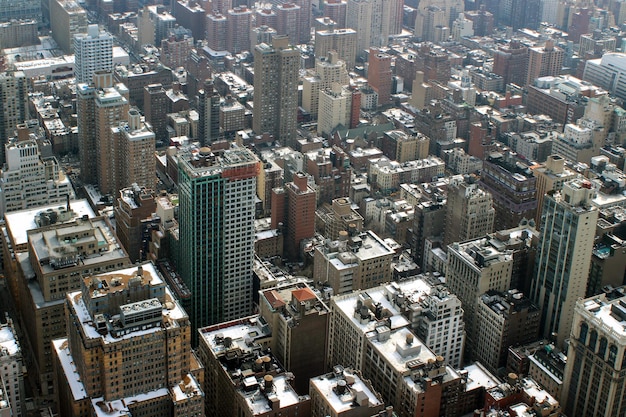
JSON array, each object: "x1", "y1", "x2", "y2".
[
  {"x1": 562, "y1": 288, "x2": 626, "y2": 416},
  {"x1": 73, "y1": 24, "x2": 113, "y2": 85},
  {"x1": 526, "y1": 40, "x2": 564, "y2": 86},
  {"x1": 367, "y1": 47, "x2": 392, "y2": 106},
  {"x1": 178, "y1": 145, "x2": 260, "y2": 341},
  {"x1": 0, "y1": 71, "x2": 28, "y2": 160},
  {"x1": 443, "y1": 176, "x2": 495, "y2": 248},
  {"x1": 49, "y1": 0, "x2": 88, "y2": 54},
  {"x1": 253, "y1": 36, "x2": 299, "y2": 146},
  {"x1": 53, "y1": 263, "x2": 204, "y2": 417},
  {"x1": 197, "y1": 79, "x2": 220, "y2": 146},
  {"x1": 530, "y1": 179, "x2": 598, "y2": 348},
  {"x1": 226, "y1": 6, "x2": 252, "y2": 54}
]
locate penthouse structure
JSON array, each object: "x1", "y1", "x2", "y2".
[{"x1": 53, "y1": 263, "x2": 204, "y2": 417}]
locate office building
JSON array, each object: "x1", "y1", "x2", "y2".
[
  {"x1": 530, "y1": 179, "x2": 598, "y2": 348},
  {"x1": 479, "y1": 151, "x2": 537, "y2": 231},
  {"x1": 446, "y1": 236, "x2": 512, "y2": 359},
  {"x1": 172, "y1": 0, "x2": 205, "y2": 41},
  {"x1": 526, "y1": 40, "x2": 564, "y2": 86},
  {"x1": 198, "y1": 316, "x2": 311, "y2": 417},
  {"x1": 73, "y1": 25, "x2": 113, "y2": 85},
  {"x1": 253, "y1": 36, "x2": 299, "y2": 146},
  {"x1": 259, "y1": 283, "x2": 329, "y2": 394},
  {"x1": 178, "y1": 145, "x2": 259, "y2": 338},
  {"x1": 114, "y1": 185, "x2": 156, "y2": 263},
  {"x1": 443, "y1": 176, "x2": 494, "y2": 248},
  {"x1": 313, "y1": 230, "x2": 394, "y2": 294},
  {"x1": 314, "y1": 28, "x2": 357, "y2": 69},
  {"x1": 144, "y1": 83, "x2": 169, "y2": 144},
  {"x1": 271, "y1": 172, "x2": 316, "y2": 261},
  {"x1": 197, "y1": 80, "x2": 221, "y2": 145},
  {"x1": 492, "y1": 40, "x2": 528, "y2": 87},
  {"x1": 346, "y1": 0, "x2": 391, "y2": 55},
  {"x1": 0, "y1": 72, "x2": 28, "y2": 159},
  {"x1": 315, "y1": 197, "x2": 363, "y2": 241},
  {"x1": 160, "y1": 29, "x2": 194, "y2": 69},
  {"x1": 302, "y1": 52, "x2": 350, "y2": 119},
  {"x1": 474, "y1": 290, "x2": 540, "y2": 374},
  {"x1": 0, "y1": 19, "x2": 37, "y2": 49},
  {"x1": 220, "y1": 96, "x2": 246, "y2": 135},
  {"x1": 531, "y1": 155, "x2": 577, "y2": 229},
  {"x1": 12, "y1": 209, "x2": 130, "y2": 397},
  {"x1": 49, "y1": 0, "x2": 87, "y2": 54},
  {"x1": 309, "y1": 367, "x2": 385, "y2": 417},
  {"x1": 367, "y1": 48, "x2": 392, "y2": 106},
  {"x1": 0, "y1": 317, "x2": 24, "y2": 417},
  {"x1": 137, "y1": 5, "x2": 176, "y2": 47},
  {"x1": 53, "y1": 263, "x2": 204, "y2": 417},
  {"x1": 0, "y1": 138, "x2": 74, "y2": 217},
  {"x1": 583, "y1": 52, "x2": 626, "y2": 102},
  {"x1": 0, "y1": 0, "x2": 40, "y2": 24},
  {"x1": 562, "y1": 288, "x2": 626, "y2": 416}
]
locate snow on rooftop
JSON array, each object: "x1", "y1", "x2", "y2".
[
  {"x1": 310, "y1": 369, "x2": 382, "y2": 412},
  {"x1": 52, "y1": 338, "x2": 88, "y2": 401},
  {"x1": 463, "y1": 363, "x2": 501, "y2": 392},
  {"x1": 0, "y1": 325, "x2": 19, "y2": 356},
  {"x1": 91, "y1": 388, "x2": 169, "y2": 417}
]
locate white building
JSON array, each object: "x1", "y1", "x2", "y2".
[
  {"x1": 583, "y1": 53, "x2": 626, "y2": 102},
  {"x1": 73, "y1": 24, "x2": 113, "y2": 84},
  {"x1": 0, "y1": 317, "x2": 24, "y2": 417},
  {"x1": 0, "y1": 139, "x2": 74, "y2": 216},
  {"x1": 318, "y1": 84, "x2": 352, "y2": 136}
]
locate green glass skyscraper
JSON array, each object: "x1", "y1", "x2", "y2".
[{"x1": 178, "y1": 145, "x2": 259, "y2": 342}]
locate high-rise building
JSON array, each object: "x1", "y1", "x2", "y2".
[
  {"x1": 530, "y1": 179, "x2": 598, "y2": 348},
  {"x1": 443, "y1": 176, "x2": 495, "y2": 248},
  {"x1": 314, "y1": 28, "x2": 357, "y2": 69},
  {"x1": 206, "y1": 12, "x2": 227, "y2": 51},
  {"x1": 446, "y1": 236, "x2": 513, "y2": 360},
  {"x1": 178, "y1": 145, "x2": 260, "y2": 340},
  {"x1": 144, "y1": 83, "x2": 169, "y2": 144},
  {"x1": 346, "y1": 0, "x2": 389, "y2": 55},
  {"x1": 0, "y1": 317, "x2": 25, "y2": 417},
  {"x1": 302, "y1": 52, "x2": 350, "y2": 118},
  {"x1": 498, "y1": 0, "x2": 540, "y2": 30},
  {"x1": 276, "y1": 3, "x2": 301, "y2": 46},
  {"x1": 313, "y1": 230, "x2": 394, "y2": 295},
  {"x1": 197, "y1": 80, "x2": 221, "y2": 146},
  {"x1": 492, "y1": 40, "x2": 528, "y2": 87},
  {"x1": 49, "y1": 0, "x2": 87, "y2": 54},
  {"x1": 73, "y1": 25, "x2": 113, "y2": 85},
  {"x1": 0, "y1": 0, "x2": 40, "y2": 24},
  {"x1": 367, "y1": 48, "x2": 392, "y2": 106},
  {"x1": 526, "y1": 40, "x2": 564, "y2": 86},
  {"x1": 111, "y1": 109, "x2": 156, "y2": 192},
  {"x1": 271, "y1": 172, "x2": 316, "y2": 261},
  {"x1": 226, "y1": 6, "x2": 252, "y2": 53},
  {"x1": 6, "y1": 205, "x2": 130, "y2": 398},
  {"x1": 583, "y1": 52, "x2": 626, "y2": 102},
  {"x1": 53, "y1": 263, "x2": 204, "y2": 417},
  {"x1": 172, "y1": 0, "x2": 206, "y2": 41},
  {"x1": 159, "y1": 29, "x2": 194, "y2": 69},
  {"x1": 531, "y1": 154, "x2": 577, "y2": 229},
  {"x1": 137, "y1": 5, "x2": 176, "y2": 47},
  {"x1": 474, "y1": 290, "x2": 540, "y2": 374},
  {"x1": 562, "y1": 288, "x2": 626, "y2": 416},
  {"x1": 479, "y1": 151, "x2": 537, "y2": 231},
  {"x1": 114, "y1": 185, "x2": 156, "y2": 263},
  {"x1": 253, "y1": 36, "x2": 299, "y2": 146},
  {"x1": 91, "y1": 74, "x2": 130, "y2": 195},
  {"x1": 0, "y1": 72, "x2": 28, "y2": 159},
  {"x1": 198, "y1": 316, "x2": 311, "y2": 417},
  {"x1": 259, "y1": 283, "x2": 329, "y2": 394},
  {"x1": 0, "y1": 138, "x2": 74, "y2": 216},
  {"x1": 324, "y1": 0, "x2": 347, "y2": 28},
  {"x1": 317, "y1": 84, "x2": 352, "y2": 136}
]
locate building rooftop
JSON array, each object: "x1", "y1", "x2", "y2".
[
  {"x1": 0, "y1": 320, "x2": 19, "y2": 357},
  {"x1": 4, "y1": 199, "x2": 95, "y2": 248},
  {"x1": 310, "y1": 367, "x2": 383, "y2": 413}
]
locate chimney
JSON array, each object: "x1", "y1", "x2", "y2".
[{"x1": 263, "y1": 374, "x2": 273, "y2": 391}]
